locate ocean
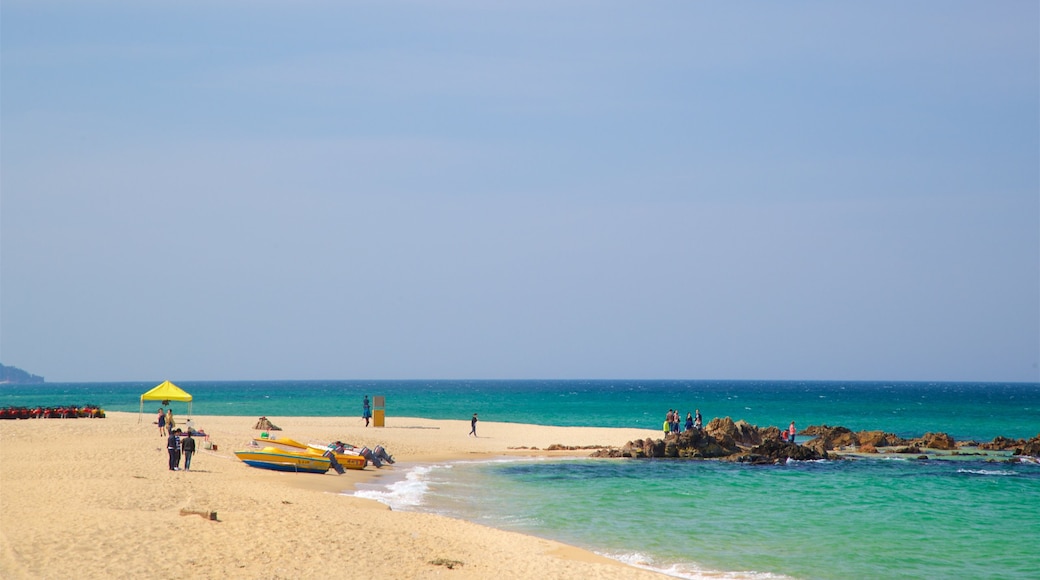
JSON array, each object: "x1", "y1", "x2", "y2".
[{"x1": 4, "y1": 379, "x2": 1039, "y2": 579}]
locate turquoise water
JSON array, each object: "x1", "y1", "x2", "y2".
[
  {"x1": 395, "y1": 456, "x2": 1040, "y2": 579},
  {"x1": 4, "y1": 379, "x2": 1038, "y2": 439},
  {"x1": 4, "y1": 380, "x2": 1039, "y2": 578}
]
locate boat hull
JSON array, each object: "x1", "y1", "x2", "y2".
[
  {"x1": 234, "y1": 448, "x2": 331, "y2": 474},
  {"x1": 254, "y1": 437, "x2": 368, "y2": 470}
]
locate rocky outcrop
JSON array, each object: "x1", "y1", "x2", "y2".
[
  {"x1": 920, "y1": 432, "x2": 956, "y2": 450},
  {"x1": 589, "y1": 424, "x2": 1039, "y2": 463},
  {"x1": 729, "y1": 440, "x2": 829, "y2": 464},
  {"x1": 1015, "y1": 434, "x2": 1040, "y2": 458},
  {"x1": 674, "y1": 428, "x2": 740, "y2": 458},
  {"x1": 705, "y1": 417, "x2": 739, "y2": 449},
  {"x1": 803, "y1": 425, "x2": 857, "y2": 450},
  {"x1": 856, "y1": 430, "x2": 907, "y2": 448},
  {"x1": 980, "y1": 436, "x2": 1024, "y2": 451}
]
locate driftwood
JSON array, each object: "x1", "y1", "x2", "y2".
[{"x1": 179, "y1": 508, "x2": 218, "y2": 521}]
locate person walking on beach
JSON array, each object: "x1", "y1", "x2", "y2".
[
  {"x1": 469, "y1": 413, "x2": 478, "y2": 437},
  {"x1": 181, "y1": 431, "x2": 196, "y2": 471},
  {"x1": 157, "y1": 408, "x2": 166, "y2": 436},
  {"x1": 789, "y1": 421, "x2": 797, "y2": 445},
  {"x1": 362, "y1": 395, "x2": 372, "y2": 427},
  {"x1": 166, "y1": 429, "x2": 180, "y2": 470}
]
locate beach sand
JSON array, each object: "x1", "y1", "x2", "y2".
[{"x1": 0, "y1": 412, "x2": 666, "y2": 579}]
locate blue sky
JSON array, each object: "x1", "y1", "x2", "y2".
[{"x1": 2, "y1": 2, "x2": 1038, "y2": 383}]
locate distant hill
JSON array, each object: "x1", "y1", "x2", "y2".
[{"x1": 0, "y1": 364, "x2": 45, "y2": 384}]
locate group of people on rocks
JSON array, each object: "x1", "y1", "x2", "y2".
[
  {"x1": 664, "y1": 409, "x2": 702, "y2": 435},
  {"x1": 662, "y1": 410, "x2": 799, "y2": 445}
]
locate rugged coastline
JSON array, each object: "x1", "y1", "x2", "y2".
[{"x1": 591, "y1": 416, "x2": 1040, "y2": 464}]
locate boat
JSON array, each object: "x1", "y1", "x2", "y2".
[
  {"x1": 234, "y1": 446, "x2": 332, "y2": 474},
  {"x1": 253, "y1": 437, "x2": 368, "y2": 470}
]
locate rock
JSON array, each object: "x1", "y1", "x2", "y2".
[
  {"x1": 675, "y1": 428, "x2": 738, "y2": 458},
  {"x1": 732, "y1": 420, "x2": 763, "y2": 446},
  {"x1": 760, "y1": 426, "x2": 783, "y2": 441},
  {"x1": 856, "y1": 430, "x2": 907, "y2": 448},
  {"x1": 729, "y1": 440, "x2": 828, "y2": 464},
  {"x1": 980, "y1": 436, "x2": 1025, "y2": 451},
  {"x1": 804, "y1": 424, "x2": 857, "y2": 450},
  {"x1": 664, "y1": 440, "x2": 679, "y2": 458},
  {"x1": 1014, "y1": 435, "x2": 1040, "y2": 458},
  {"x1": 921, "y1": 432, "x2": 956, "y2": 450},
  {"x1": 705, "y1": 417, "x2": 739, "y2": 449},
  {"x1": 858, "y1": 443, "x2": 878, "y2": 454},
  {"x1": 893, "y1": 445, "x2": 922, "y2": 454}
]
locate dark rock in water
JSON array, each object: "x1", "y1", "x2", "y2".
[
  {"x1": 733, "y1": 420, "x2": 763, "y2": 446},
  {"x1": 893, "y1": 445, "x2": 922, "y2": 454},
  {"x1": 981, "y1": 436, "x2": 1025, "y2": 451},
  {"x1": 705, "y1": 417, "x2": 739, "y2": 449},
  {"x1": 675, "y1": 427, "x2": 739, "y2": 458},
  {"x1": 729, "y1": 440, "x2": 828, "y2": 464},
  {"x1": 857, "y1": 430, "x2": 908, "y2": 448},
  {"x1": 1015, "y1": 435, "x2": 1040, "y2": 458},
  {"x1": 760, "y1": 425, "x2": 783, "y2": 441},
  {"x1": 804, "y1": 424, "x2": 857, "y2": 450},
  {"x1": 920, "y1": 432, "x2": 956, "y2": 450}
]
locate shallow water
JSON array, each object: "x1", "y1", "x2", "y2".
[{"x1": 362, "y1": 454, "x2": 1040, "y2": 579}]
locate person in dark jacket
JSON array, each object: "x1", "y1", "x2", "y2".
[
  {"x1": 181, "y1": 432, "x2": 196, "y2": 471},
  {"x1": 167, "y1": 430, "x2": 180, "y2": 470}
]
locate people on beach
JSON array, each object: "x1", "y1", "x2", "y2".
[
  {"x1": 789, "y1": 421, "x2": 797, "y2": 445},
  {"x1": 166, "y1": 409, "x2": 175, "y2": 432},
  {"x1": 469, "y1": 413, "x2": 478, "y2": 437},
  {"x1": 185, "y1": 417, "x2": 195, "y2": 434},
  {"x1": 181, "y1": 431, "x2": 196, "y2": 471},
  {"x1": 363, "y1": 395, "x2": 371, "y2": 427},
  {"x1": 167, "y1": 429, "x2": 180, "y2": 470},
  {"x1": 157, "y1": 408, "x2": 166, "y2": 436}
]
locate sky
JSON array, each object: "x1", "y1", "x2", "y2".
[{"x1": 2, "y1": 1, "x2": 1038, "y2": 383}]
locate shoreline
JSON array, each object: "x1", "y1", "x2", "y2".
[{"x1": 0, "y1": 412, "x2": 668, "y2": 579}]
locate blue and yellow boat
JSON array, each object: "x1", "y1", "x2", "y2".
[
  {"x1": 253, "y1": 437, "x2": 368, "y2": 471},
  {"x1": 234, "y1": 446, "x2": 332, "y2": 474}
]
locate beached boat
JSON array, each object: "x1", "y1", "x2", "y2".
[
  {"x1": 253, "y1": 437, "x2": 368, "y2": 470},
  {"x1": 234, "y1": 447, "x2": 332, "y2": 474}
]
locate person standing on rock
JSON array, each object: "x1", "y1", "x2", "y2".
[
  {"x1": 694, "y1": 410, "x2": 702, "y2": 430},
  {"x1": 789, "y1": 421, "x2": 797, "y2": 445}
]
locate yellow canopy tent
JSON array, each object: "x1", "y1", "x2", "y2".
[{"x1": 139, "y1": 380, "x2": 192, "y2": 422}]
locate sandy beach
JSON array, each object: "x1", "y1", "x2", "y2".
[{"x1": 0, "y1": 412, "x2": 666, "y2": 579}]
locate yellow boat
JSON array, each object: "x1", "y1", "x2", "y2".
[
  {"x1": 234, "y1": 447, "x2": 332, "y2": 474},
  {"x1": 253, "y1": 437, "x2": 368, "y2": 471}
]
